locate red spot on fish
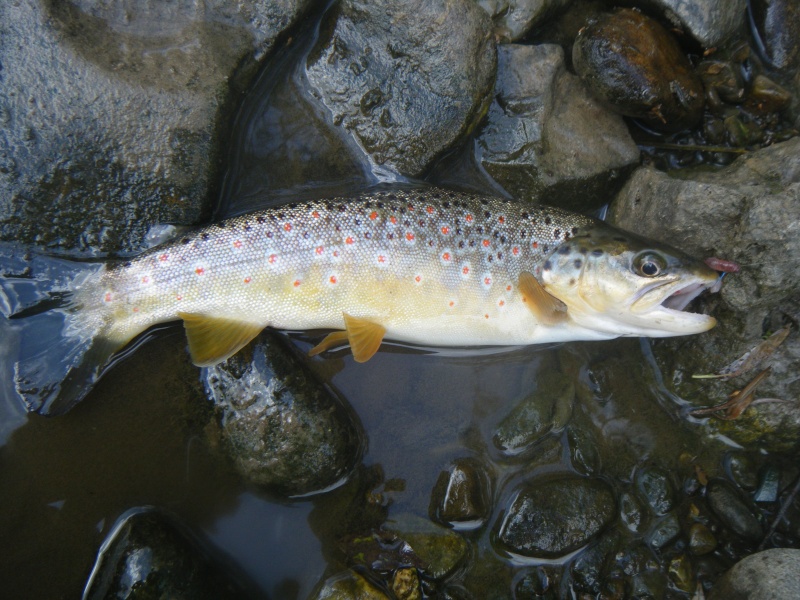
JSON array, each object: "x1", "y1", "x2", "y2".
[
  {"x1": 482, "y1": 239, "x2": 490, "y2": 247},
  {"x1": 415, "y1": 275, "x2": 421, "y2": 283},
  {"x1": 512, "y1": 247, "x2": 519, "y2": 256},
  {"x1": 449, "y1": 301, "x2": 455, "y2": 307},
  {"x1": 104, "y1": 292, "x2": 112, "y2": 302},
  {"x1": 499, "y1": 216, "x2": 505, "y2": 224},
  {"x1": 441, "y1": 226, "x2": 450, "y2": 235},
  {"x1": 462, "y1": 266, "x2": 470, "y2": 275},
  {"x1": 311, "y1": 210, "x2": 320, "y2": 218},
  {"x1": 377, "y1": 255, "x2": 386, "y2": 263},
  {"x1": 506, "y1": 285, "x2": 512, "y2": 291},
  {"x1": 426, "y1": 205, "x2": 434, "y2": 214},
  {"x1": 158, "y1": 254, "x2": 168, "y2": 262},
  {"x1": 141, "y1": 276, "x2": 149, "y2": 284},
  {"x1": 269, "y1": 254, "x2": 277, "y2": 264},
  {"x1": 333, "y1": 250, "x2": 339, "y2": 257},
  {"x1": 532, "y1": 242, "x2": 539, "y2": 249},
  {"x1": 442, "y1": 252, "x2": 451, "y2": 261},
  {"x1": 195, "y1": 267, "x2": 205, "y2": 275},
  {"x1": 390, "y1": 216, "x2": 398, "y2": 224},
  {"x1": 407, "y1": 204, "x2": 414, "y2": 211},
  {"x1": 293, "y1": 280, "x2": 301, "y2": 287},
  {"x1": 244, "y1": 277, "x2": 251, "y2": 284},
  {"x1": 705, "y1": 257, "x2": 740, "y2": 273},
  {"x1": 133, "y1": 307, "x2": 140, "y2": 313},
  {"x1": 484, "y1": 314, "x2": 489, "y2": 319},
  {"x1": 484, "y1": 276, "x2": 492, "y2": 285},
  {"x1": 498, "y1": 299, "x2": 505, "y2": 307},
  {"x1": 329, "y1": 275, "x2": 337, "y2": 284},
  {"x1": 465, "y1": 214, "x2": 473, "y2": 222},
  {"x1": 233, "y1": 240, "x2": 243, "y2": 249},
  {"x1": 316, "y1": 246, "x2": 324, "y2": 255},
  {"x1": 345, "y1": 236, "x2": 354, "y2": 245},
  {"x1": 370, "y1": 211, "x2": 378, "y2": 220},
  {"x1": 176, "y1": 295, "x2": 183, "y2": 301},
  {"x1": 284, "y1": 223, "x2": 292, "y2": 232},
  {"x1": 405, "y1": 232, "x2": 415, "y2": 241}
]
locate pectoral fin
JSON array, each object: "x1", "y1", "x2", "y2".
[
  {"x1": 518, "y1": 271, "x2": 568, "y2": 325},
  {"x1": 178, "y1": 312, "x2": 264, "y2": 367},
  {"x1": 308, "y1": 313, "x2": 387, "y2": 363}
]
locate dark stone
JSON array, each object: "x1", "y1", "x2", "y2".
[
  {"x1": 305, "y1": 0, "x2": 495, "y2": 177},
  {"x1": 646, "y1": 512, "x2": 681, "y2": 549},
  {"x1": 689, "y1": 522, "x2": 717, "y2": 555},
  {"x1": 477, "y1": 0, "x2": 572, "y2": 41},
  {"x1": 709, "y1": 549, "x2": 800, "y2": 600},
  {"x1": 429, "y1": 457, "x2": 493, "y2": 529},
  {"x1": 203, "y1": 332, "x2": 364, "y2": 497},
  {"x1": 495, "y1": 476, "x2": 616, "y2": 558},
  {"x1": 619, "y1": 491, "x2": 646, "y2": 533},
  {"x1": 570, "y1": 533, "x2": 620, "y2": 595},
  {"x1": 635, "y1": 465, "x2": 676, "y2": 516},
  {"x1": 311, "y1": 569, "x2": 391, "y2": 599},
  {"x1": 642, "y1": 0, "x2": 746, "y2": 47},
  {"x1": 83, "y1": 508, "x2": 258, "y2": 600},
  {"x1": 706, "y1": 479, "x2": 764, "y2": 542},
  {"x1": 573, "y1": 8, "x2": 705, "y2": 132},
  {"x1": 750, "y1": 0, "x2": 800, "y2": 70},
  {"x1": 0, "y1": 0, "x2": 312, "y2": 254}
]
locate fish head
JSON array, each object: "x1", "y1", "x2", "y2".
[{"x1": 540, "y1": 226, "x2": 719, "y2": 337}]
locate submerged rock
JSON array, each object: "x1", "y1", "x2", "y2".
[
  {"x1": 477, "y1": 0, "x2": 572, "y2": 41},
  {"x1": 749, "y1": 0, "x2": 800, "y2": 70},
  {"x1": 305, "y1": 0, "x2": 495, "y2": 177},
  {"x1": 573, "y1": 8, "x2": 704, "y2": 132},
  {"x1": 635, "y1": 465, "x2": 677, "y2": 516},
  {"x1": 0, "y1": 0, "x2": 312, "y2": 254},
  {"x1": 709, "y1": 548, "x2": 800, "y2": 600},
  {"x1": 311, "y1": 569, "x2": 392, "y2": 600},
  {"x1": 476, "y1": 44, "x2": 639, "y2": 211},
  {"x1": 203, "y1": 332, "x2": 364, "y2": 497},
  {"x1": 609, "y1": 138, "x2": 800, "y2": 447},
  {"x1": 706, "y1": 479, "x2": 764, "y2": 542},
  {"x1": 429, "y1": 457, "x2": 493, "y2": 530},
  {"x1": 494, "y1": 476, "x2": 616, "y2": 558},
  {"x1": 83, "y1": 508, "x2": 257, "y2": 600}
]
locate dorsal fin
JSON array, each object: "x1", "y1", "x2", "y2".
[
  {"x1": 518, "y1": 271, "x2": 568, "y2": 325},
  {"x1": 178, "y1": 313, "x2": 264, "y2": 366},
  {"x1": 308, "y1": 313, "x2": 387, "y2": 363}
]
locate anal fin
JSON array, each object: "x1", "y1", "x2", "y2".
[
  {"x1": 178, "y1": 312, "x2": 264, "y2": 367},
  {"x1": 518, "y1": 271, "x2": 568, "y2": 326},
  {"x1": 308, "y1": 313, "x2": 387, "y2": 363}
]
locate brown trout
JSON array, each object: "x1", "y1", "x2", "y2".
[{"x1": 2, "y1": 187, "x2": 720, "y2": 415}]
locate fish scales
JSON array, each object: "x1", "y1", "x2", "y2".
[{"x1": 92, "y1": 188, "x2": 597, "y2": 347}]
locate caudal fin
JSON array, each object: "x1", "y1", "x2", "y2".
[{"x1": 1, "y1": 244, "x2": 121, "y2": 415}]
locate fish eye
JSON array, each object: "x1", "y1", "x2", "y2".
[{"x1": 634, "y1": 252, "x2": 667, "y2": 277}]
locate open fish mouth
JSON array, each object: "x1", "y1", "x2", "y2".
[
  {"x1": 626, "y1": 277, "x2": 718, "y2": 335},
  {"x1": 661, "y1": 281, "x2": 713, "y2": 311}
]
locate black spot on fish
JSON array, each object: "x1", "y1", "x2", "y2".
[
  {"x1": 484, "y1": 211, "x2": 491, "y2": 218},
  {"x1": 443, "y1": 201, "x2": 451, "y2": 208},
  {"x1": 365, "y1": 232, "x2": 371, "y2": 239},
  {"x1": 493, "y1": 231, "x2": 500, "y2": 239},
  {"x1": 244, "y1": 224, "x2": 252, "y2": 232},
  {"x1": 521, "y1": 230, "x2": 527, "y2": 237},
  {"x1": 458, "y1": 241, "x2": 465, "y2": 248},
  {"x1": 365, "y1": 201, "x2": 372, "y2": 208},
  {"x1": 433, "y1": 192, "x2": 441, "y2": 199},
  {"x1": 543, "y1": 260, "x2": 552, "y2": 271},
  {"x1": 181, "y1": 238, "x2": 190, "y2": 245},
  {"x1": 553, "y1": 229, "x2": 561, "y2": 239},
  {"x1": 404, "y1": 220, "x2": 411, "y2": 227},
  {"x1": 564, "y1": 232, "x2": 570, "y2": 240},
  {"x1": 256, "y1": 216, "x2": 266, "y2": 224},
  {"x1": 377, "y1": 202, "x2": 384, "y2": 209},
  {"x1": 569, "y1": 278, "x2": 576, "y2": 285},
  {"x1": 476, "y1": 226, "x2": 484, "y2": 234},
  {"x1": 201, "y1": 233, "x2": 210, "y2": 240},
  {"x1": 338, "y1": 204, "x2": 346, "y2": 212},
  {"x1": 355, "y1": 219, "x2": 361, "y2": 225},
  {"x1": 469, "y1": 240, "x2": 475, "y2": 247},
  {"x1": 500, "y1": 235, "x2": 506, "y2": 243},
  {"x1": 400, "y1": 207, "x2": 406, "y2": 214},
  {"x1": 278, "y1": 213, "x2": 285, "y2": 220},
  {"x1": 456, "y1": 228, "x2": 462, "y2": 235},
  {"x1": 428, "y1": 240, "x2": 434, "y2": 247},
  {"x1": 574, "y1": 259, "x2": 582, "y2": 269},
  {"x1": 522, "y1": 212, "x2": 529, "y2": 219},
  {"x1": 388, "y1": 194, "x2": 397, "y2": 200},
  {"x1": 303, "y1": 232, "x2": 309, "y2": 239},
  {"x1": 572, "y1": 227, "x2": 579, "y2": 234},
  {"x1": 558, "y1": 245, "x2": 571, "y2": 255},
  {"x1": 487, "y1": 255, "x2": 493, "y2": 262},
  {"x1": 123, "y1": 261, "x2": 132, "y2": 267},
  {"x1": 289, "y1": 203, "x2": 298, "y2": 209},
  {"x1": 266, "y1": 231, "x2": 273, "y2": 238},
  {"x1": 497, "y1": 252, "x2": 503, "y2": 260},
  {"x1": 543, "y1": 244, "x2": 549, "y2": 252},
  {"x1": 418, "y1": 219, "x2": 425, "y2": 226},
  {"x1": 545, "y1": 216, "x2": 552, "y2": 225},
  {"x1": 388, "y1": 233, "x2": 394, "y2": 240},
  {"x1": 592, "y1": 249, "x2": 604, "y2": 256}
]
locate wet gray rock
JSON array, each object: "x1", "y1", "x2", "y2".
[
  {"x1": 429, "y1": 457, "x2": 493, "y2": 529},
  {"x1": 620, "y1": 491, "x2": 646, "y2": 533},
  {"x1": 495, "y1": 476, "x2": 616, "y2": 558},
  {"x1": 646, "y1": 511, "x2": 681, "y2": 549},
  {"x1": 750, "y1": 0, "x2": 800, "y2": 70},
  {"x1": 635, "y1": 465, "x2": 676, "y2": 516},
  {"x1": 203, "y1": 332, "x2": 364, "y2": 497},
  {"x1": 570, "y1": 533, "x2": 620, "y2": 595},
  {"x1": 492, "y1": 370, "x2": 574, "y2": 457},
  {"x1": 709, "y1": 548, "x2": 800, "y2": 600},
  {"x1": 706, "y1": 479, "x2": 763, "y2": 542},
  {"x1": 689, "y1": 522, "x2": 718, "y2": 555},
  {"x1": 644, "y1": 0, "x2": 747, "y2": 48},
  {"x1": 476, "y1": 44, "x2": 639, "y2": 212},
  {"x1": 609, "y1": 138, "x2": 800, "y2": 445},
  {"x1": 573, "y1": 8, "x2": 705, "y2": 132},
  {"x1": 83, "y1": 508, "x2": 257, "y2": 600},
  {"x1": 0, "y1": 0, "x2": 312, "y2": 254},
  {"x1": 305, "y1": 0, "x2": 495, "y2": 177},
  {"x1": 477, "y1": 0, "x2": 572, "y2": 41}
]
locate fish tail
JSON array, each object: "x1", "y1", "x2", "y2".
[{"x1": 1, "y1": 244, "x2": 121, "y2": 415}]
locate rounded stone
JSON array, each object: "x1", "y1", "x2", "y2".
[
  {"x1": 573, "y1": 8, "x2": 704, "y2": 132},
  {"x1": 495, "y1": 476, "x2": 616, "y2": 558},
  {"x1": 706, "y1": 479, "x2": 764, "y2": 542},
  {"x1": 203, "y1": 332, "x2": 364, "y2": 497},
  {"x1": 635, "y1": 465, "x2": 676, "y2": 516},
  {"x1": 709, "y1": 549, "x2": 800, "y2": 600},
  {"x1": 429, "y1": 457, "x2": 493, "y2": 529}
]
